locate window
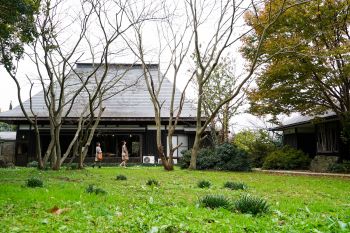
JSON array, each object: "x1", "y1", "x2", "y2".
[{"x1": 167, "y1": 135, "x2": 188, "y2": 157}]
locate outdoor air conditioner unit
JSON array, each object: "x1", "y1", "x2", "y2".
[
  {"x1": 143, "y1": 155, "x2": 155, "y2": 164},
  {"x1": 158, "y1": 159, "x2": 178, "y2": 164}
]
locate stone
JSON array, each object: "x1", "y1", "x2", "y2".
[
  {"x1": 310, "y1": 155, "x2": 339, "y2": 172},
  {"x1": 0, "y1": 158, "x2": 6, "y2": 168}
]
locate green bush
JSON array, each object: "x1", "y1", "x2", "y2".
[
  {"x1": 86, "y1": 184, "x2": 107, "y2": 195},
  {"x1": 234, "y1": 194, "x2": 269, "y2": 215},
  {"x1": 328, "y1": 161, "x2": 350, "y2": 173},
  {"x1": 197, "y1": 180, "x2": 211, "y2": 188},
  {"x1": 262, "y1": 146, "x2": 310, "y2": 170},
  {"x1": 180, "y1": 144, "x2": 251, "y2": 171},
  {"x1": 179, "y1": 150, "x2": 192, "y2": 169},
  {"x1": 94, "y1": 187, "x2": 107, "y2": 195},
  {"x1": 116, "y1": 174, "x2": 127, "y2": 180},
  {"x1": 86, "y1": 184, "x2": 95, "y2": 193},
  {"x1": 26, "y1": 177, "x2": 43, "y2": 188},
  {"x1": 27, "y1": 161, "x2": 38, "y2": 168},
  {"x1": 146, "y1": 179, "x2": 159, "y2": 186},
  {"x1": 233, "y1": 129, "x2": 278, "y2": 168},
  {"x1": 179, "y1": 148, "x2": 219, "y2": 170},
  {"x1": 199, "y1": 195, "x2": 231, "y2": 209},
  {"x1": 215, "y1": 143, "x2": 251, "y2": 171},
  {"x1": 196, "y1": 148, "x2": 221, "y2": 170},
  {"x1": 223, "y1": 181, "x2": 247, "y2": 190}
]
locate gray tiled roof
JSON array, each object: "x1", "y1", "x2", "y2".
[
  {"x1": 0, "y1": 64, "x2": 196, "y2": 121},
  {"x1": 271, "y1": 112, "x2": 337, "y2": 130}
]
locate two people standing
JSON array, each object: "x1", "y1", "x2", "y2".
[{"x1": 93, "y1": 140, "x2": 129, "y2": 168}]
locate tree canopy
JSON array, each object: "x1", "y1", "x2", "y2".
[
  {"x1": 242, "y1": 0, "x2": 350, "y2": 128},
  {"x1": 0, "y1": 0, "x2": 40, "y2": 68}
]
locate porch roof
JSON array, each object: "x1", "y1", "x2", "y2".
[{"x1": 271, "y1": 113, "x2": 338, "y2": 131}]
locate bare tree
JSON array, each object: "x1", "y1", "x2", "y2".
[
  {"x1": 123, "y1": 0, "x2": 194, "y2": 170},
  {"x1": 4, "y1": 0, "x2": 146, "y2": 170},
  {"x1": 187, "y1": 0, "x2": 309, "y2": 169}
]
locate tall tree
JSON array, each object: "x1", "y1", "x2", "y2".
[
  {"x1": 243, "y1": 0, "x2": 350, "y2": 154},
  {"x1": 187, "y1": 0, "x2": 303, "y2": 169},
  {"x1": 0, "y1": 0, "x2": 40, "y2": 68},
  {"x1": 124, "y1": 0, "x2": 193, "y2": 171},
  {"x1": 3, "y1": 0, "x2": 144, "y2": 170}
]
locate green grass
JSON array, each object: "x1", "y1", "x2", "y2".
[{"x1": 0, "y1": 167, "x2": 350, "y2": 232}]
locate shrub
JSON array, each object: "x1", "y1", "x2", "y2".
[
  {"x1": 94, "y1": 187, "x2": 107, "y2": 195},
  {"x1": 328, "y1": 161, "x2": 350, "y2": 173},
  {"x1": 197, "y1": 180, "x2": 211, "y2": 188},
  {"x1": 214, "y1": 143, "x2": 251, "y2": 171},
  {"x1": 26, "y1": 177, "x2": 43, "y2": 188},
  {"x1": 196, "y1": 148, "x2": 220, "y2": 170},
  {"x1": 262, "y1": 146, "x2": 310, "y2": 170},
  {"x1": 146, "y1": 179, "x2": 159, "y2": 186},
  {"x1": 233, "y1": 129, "x2": 279, "y2": 168},
  {"x1": 234, "y1": 194, "x2": 269, "y2": 215},
  {"x1": 179, "y1": 150, "x2": 191, "y2": 169},
  {"x1": 223, "y1": 181, "x2": 247, "y2": 190},
  {"x1": 116, "y1": 174, "x2": 127, "y2": 180},
  {"x1": 180, "y1": 144, "x2": 251, "y2": 171},
  {"x1": 86, "y1": 184, "x2": 107, "y2": 195},
  {"x1": 199, "y1": 195, "x2": 231, "y2": 209},
  {"x1": 86, "y1": 184, "x2": 95, "y2": 193},
  {"x1": 179, "y1": 148, "x2": 219, "y2": 170},
  {"x1": 27, "y1": 161, "x2": 38, "y2": 168}
]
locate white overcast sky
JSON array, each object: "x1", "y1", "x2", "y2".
[{"x1": 0, "y1": 0, "x2": 275, "y2": 131}]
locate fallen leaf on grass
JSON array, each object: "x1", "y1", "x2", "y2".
[{"x1": 48, "y1": 206, "x2": 70, "y2": 215}]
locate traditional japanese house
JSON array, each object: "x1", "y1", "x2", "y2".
[{"x1": 0, "y1": 63, "x2": 198, "y2": 166}]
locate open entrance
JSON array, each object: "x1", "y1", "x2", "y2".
[{"x1": 93, "y1": 133, "x2": 142, "y2": 163}]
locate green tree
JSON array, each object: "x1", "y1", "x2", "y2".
[
  {"x1": 242, "y1": 0, "x2": 350, "y2": 153},
  {"x1": 202, "y1": 57, "x2": 243, "y2": 145},
  {"x1": 0, "y1": 0, "x2": 40, "y2": 68},
  {"x1": 0, "y1": 122, "x2": 15, "y2": 131},
  {"x1": 233, "y1": 129, "x2": 278, "y2": 168},
  {"x1": 187, "y1": 0, "x2": 299, "y2": 169}
]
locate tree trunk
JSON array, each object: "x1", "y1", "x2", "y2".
[
  {"x1": 52, "y1": 125, "x2": 62, "y2": 170},
  {"x1": 33, "y1": 123, "x2": 44, "y2": 169},
  {"x1": 80, "y1": 106, "x2": 105, "y2": 168},
  {"x1": 189, "y1": 132, "x2": 201, "y2": 170},
  {"x1": 190, "y1": 74, "x2": 203, "y2": 169}
]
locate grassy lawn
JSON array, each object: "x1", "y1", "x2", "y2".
[{"x1": 0, "y1": 167, "x2": 349, "y2": 232}]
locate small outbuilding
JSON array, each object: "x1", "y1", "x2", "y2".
[{"x1": 271, "y1": 113, "x2": 349, "y2": 172}]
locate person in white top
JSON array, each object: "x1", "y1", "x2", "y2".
[
  {"x1": 93, "y1": 142, "x2": 102, "y2": 168},
  {"x1": 119, "y1": 140, "x2": 129, "y2": 167}
]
